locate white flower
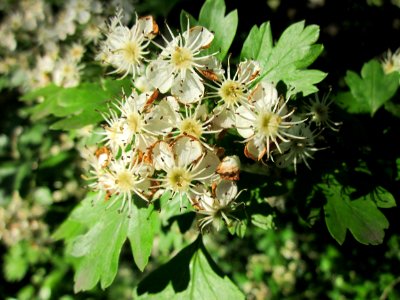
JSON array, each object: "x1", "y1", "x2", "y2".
[
  {"x1": 116, "y1": 90, "x2": 172, "y2": 152},
  {"x1": 192, "y1": 180, "x2": 242, "y2": 232},
  {"x1": 150, "y1": 135, "x2": 220, "y2": 207},
  {"x1": 52, "y1": 58, "x2": 83, "y2": 88},
  {"x1": 275, "y1": 124, "x2": 322, "y2": 173},
  {"x1": 210, "y1": 60, "x2": 261, "y2": 129},
  {"x1": 160, "y1": 96, "x2": 221, "y2": 148},
  {"x1": 55, "y1": 10, "x2": 76, "y2": 41},
  {"x1": 99, "y1": 109, "x2": 126, "y2": 154},
  {"x1": 305, "y1": 92, "x2": 341, "y2": 131},
  {"x1": 99, "y1": 14, "x2": 158, "y2": 78},
  {"x1": 99, "y1": 153, "x2": 154, "y2": 213},
  {"x1": 66, "y1": 43, "x2": 85, "y2": 62},
  {"x1": 146, "y1": 24, "x2": 218, "y2": 104},
  {"x1": 382, "y1": 48, "x2": 400, "y2": 74},
  {"x1": 235, "y1": 81, "x2": 305, "y2": 160}
]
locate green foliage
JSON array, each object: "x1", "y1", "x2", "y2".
[
  {"x1": 135, "y1": 236, "x2": 244, "y2": 299},
  {"x1": 321, "y1": 176, "x2": 390, "y2": 245},
  {"x1": 181, "y1": 0, "x2": 238, "y2": 62},
  {"x1": 337, "y1": 59, "x2": 400, "y2": 116},
  {"x1": 21, "y1": 79, "x2": 132, "y2": 130},
  {"x1": 240, "y1": 20, "x2": 326, "y2": 96},
  {"x1": 53, "y1": 193, "x2": 160, "y2": 292}
]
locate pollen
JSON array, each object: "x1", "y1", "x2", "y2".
[
  {"x1": 171, "y1": 47, "x2": 193, "y2": 70},
  {"x1": 257, "y1": 111, "x2": 281, "y2": 138},
  {"x1": 116, "y1": 170, "x2": 136, "y2": 193},
  {"x1": 122, "y1": 40, "x2": 141, "y2": 64},
  {"x1": 179, "y1": 118, "x2": 203, "y2": 138},
  {"x1": 219, "y1": 80, "x2": 245, "y2": 107},
  {"x1": 126, "y1": 112, "x2": 143, "y2": 133},
  {"x1": 167, "y1": 167, "x2": 192, "y2": 192}
]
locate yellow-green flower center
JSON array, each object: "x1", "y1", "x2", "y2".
[
  {"x1": 219, "y1": 80, "x2": 244, "y2": 106},
  {"x1": 171, "y1": 47, "x2": 193, "y2": 70},
  {"x1": 122, "y1": 41, "x2": 140, "y2": 63},
  {"x1": 257, "y1": 111, "x2": 281, "y2": 138},
  {"x1": 127, "y1": 112, "x2": 143, "y2": 133},
  {"x1": 167, "y1": 167, "x2": 192, "y2": 192},
  {"x1": 116, "y1": 170, "x2": 136, "y2": 192},
  {"x1": 179, "y1": 118, "x2": 202, "y2": 138}
]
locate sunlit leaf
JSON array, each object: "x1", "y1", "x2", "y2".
[
  {"x1": 241, "y1": 20, "x2": 326, "y2": 96},
  {"x1": 135, "y1": 236, "x2": 244, "y2": 299}
]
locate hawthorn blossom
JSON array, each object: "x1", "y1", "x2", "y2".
[
  {"x1": 158, "y1": 96, "x2": 220, "y2": 148},
  {"x1": 146, "y1": 24, "x2": 218, "y2": 104},
  {"x1": 192, "y1": 180, "x2": 242, "y2": 232},
  {"x1": 150, "y1": 135, "x2": 220, "y2": 207},
  {"x1": 304, "y1": 92, "x2": 341, "y2": 131},
  {"x1": 98, "y1": 153, "x2": 154, "y2": 213},
  {"x1": 235, "y1": 81, "x2": 306, "y2": 161},
  {"x1": 98, "y1": 13, "x2": 158, "y2": 78},
  {"x1": 382, "y1": 48, "x2": 400, "y2": 74},
  {"x1": 275, "y1": 124, "x2": 321, "y2": 173}
]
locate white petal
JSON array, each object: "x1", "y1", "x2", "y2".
[
  {"x1": 244, "y1": 139, "x2": 265, "y2": 161},
  {"x1": 172, "y1": 71, "x2": 204, "y2": 104},
  {"x1": 235, "y1": 105, "x2": 255, "y2": 138},
  {"x1": 192, "y1": 149, "x2": 220, "y2": 183},
  {"x1": 238, "y1": 60, "x2": 261, "y2": 83},
  {"x1": 146, "y1": 60, "x2": 174, "y2": 93},
  {"x1": 184, "y1": 26, "x2": 214, "y2": 50},
  {"x1": 254, "y1": 81, "x2": 279, "y2": 109},
  {"x1": 216, "y1": 180, "x2": 238, "y2": 206},
  {"x1": 137, "y1": 15, "x2": 158, "y2": 39},
  {"x1": 212, "y1": 106, "x2": 235, "y2": 129},
  {"x1": 172, "y1": 135, "x2": 203, "y2": 167},
  {"x1": 151, "y1": 141, "x2": 175, "y2": 171},
  {"x1": 146, "y1": 98, "x2": 180, "y2": 134}
]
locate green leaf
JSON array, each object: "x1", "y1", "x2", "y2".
[
  {"x1": 21, "y1": 79, "x2": 131, "y2": 130},
  {"x1": 240, "y1": 22, "x2": 273, "y2": 63},
  {"x1": 53, "y1": 193, "x2": 159, "y2": 292},
  {"x1": 251, "y1": 214, "x2": 275, "y2": 231},
  {"x1": 321, "y1": 177, "x2": 389, "y2": 245},
  {"x1": 384, "y1": 100, "x2": 400, "y2": 118},
  {"x1": 197, "y1": 0, "x2": 238, "y2": 61},
  {"x1": 241, "y1": 21, "x2": 326, "y2": 96},
  {"x1": 135, "y1": 236, "x2": 244, "y2": 299},
  {"x1": 371, "y1": 186, "x2": 396, "y2": 208},
  {"x1": 127, "y1": 200, "x2": 160, "y2": 271},
  {"x1": 342, "y1": 59, "x2": 399, "y2": 116},
  {"x1": 4, "y1": 243, "x2": 29, "y2": 281}
]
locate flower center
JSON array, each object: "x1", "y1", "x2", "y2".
[
  {"x1": 116, "y1": 170, "x2": 136, "y2": 192},
  {"x1": 171, "y1": 47, "x2": 193, "y2": 70},
  {"x1": 256, "y1": 111, "x2": 281, "y2": 138},
  {"x1": 313, "y1": 104, "x2": 329, "y2": 122},
  {"x1": 219, "y1": 80, "x2": 244, "y2": 106},
  {"x1": 122, "y1": 41, "x2": 140, "y2": 64},
  {"x1": 126, "y1": 112, "x2": 143, "y2": 133},
  {"x1": 179, "y1": 118, "x2": 202, "y2": 138},
  {"x1": 167, "y1": 167, "x2": 192, "y2": 192}
]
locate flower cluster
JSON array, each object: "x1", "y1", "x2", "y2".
[
  {"x1": 0, "y1": 0, "x2": 135, "y2": 91},
  {"x1": 84, "y1": 12, "x2": 335, "y2": 231}
]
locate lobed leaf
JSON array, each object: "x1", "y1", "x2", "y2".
[
  {"x1": 52, "y1": 192, "x2": 159, "y2": 292},
  {"x1": 241, "y1": 21, "x2": 326, "y2": 96},
  {"x1": 182, "y1": 0, "x2": 238, "y2": 62},
  {"x1": 340, "y1": 59, "x2": 399, "y2": 116},
  {"x1": 321, "y1": 177, "x2": 389, "y2": 245},
  {"x1": 135, "y1": 236, "x2": 244, "y2": 299}
]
